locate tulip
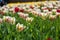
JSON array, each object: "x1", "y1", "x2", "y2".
[
  {"x1": 14, "y1": 7, "x2": 20, "y2": 12},
  {"x1": 49, "y1": 15, "x2": 56, "y2": 20},
  {"x1": 43, "y1": 9, "x2": 49, "y2": 13},
  {"x1": 3, "y1": 16, "x2": 11, "y2": 22},
  {"x1": 47, "y1": 12, "x2": 52, "y2": 15},
  {"x1": 38, "y1": 13, "x2": 42, "y2": 16},
  {"x1": 41, "y1": 13, "x2": 48, "y2": 20},
  {"x1": 30, "y1": 5, "x2": 34, "y2": 9},
  {"x1": 26, "y1": 17, "x2": 34, "y2": 22},
  {"x1": 25, "y1": 9, "x2": 33, "y2": 12},
  {"x1": 48, "y1": 8, "x2": 52, "y2": 11},
  {"x1": 41, "y1": 7, "x2": 47, "y2": 10},
  {"x1": 16, "y1": 23, "x2": 26, "y2": 31},
  {"x1": 18, "y1": 12, "x2": 29, "y2": 19},
  {"x1": 0, "y1": 18, "x2": 3, "y2": 23},
  {"x1": 47, "y1": 5, "x2": 53, "y2": 8},
  {"x1": 3, "y1": 16, "x2": 16, "y2": 24},
  {"x1": 9, "y1": 8, "x2": 14, "y2": 12},
  {"x1": 19, "y1": 8, "x2": 24, "y2": 12},
  {"x1": 52, "y1": 9, "x2": 56, "y2": 12},
  {"x1": 32, "y1": 11, "x2": 38, "y2": 16},
  {"x1": 0, "y1": 11, "x2": 5, "y2": 15},
  {"x1": 47, "y1": 38, "x2": 52, "y2": 40},
  {"x1": 11, "y1": 17, "x2": 16, "y2": 24},
  {"x1": 56, "y1": 12, "x2": 60, "y2": 17},
  {"x1": 57, "y1": 9, "x2": 60, "y2": 13}
]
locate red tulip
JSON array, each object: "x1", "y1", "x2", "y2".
[
  {"x1": 19, "y1": 8, "x2": 24, "y2": 12},
  {"x1": 14, "y1": 7, "x2": 20, "y2": 12},
  {"x1": 57, "y1": 9, "x2": 60, "y2": 13},
  {"x1": 30, "y1": 5, "x2": 34, "y2": 9},
  {"x1": 0, "y1": 11, "x2": 5, "y2": 15},
  {"x1": 47, "y1": 38, "x2": 52, "y2": 40}
]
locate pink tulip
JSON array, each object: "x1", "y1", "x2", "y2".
[
  {"x1": 57, "y1": 9, "x2": 60, "y2": 13},
  {"x1": 30, "y1": 5, "x2": 34, "y2": 9},
  {"x1": 0, "y1": 18, "x2": 3, "y2": 23},
  {"x1": 56, "y1": 12, "x2": 60, "y2": 17},
  {"x1": 0, "y1": 11, "x2": 5, "y2": 15},
  {"x1": 18, "y1": 13, "x2": 29, "y2": 19}
]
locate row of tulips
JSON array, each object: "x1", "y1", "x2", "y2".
[
  {"x1": 0, "y1": 1, "x2": 60, "y2": 40},
  {"x1": 18, "y1": 12, "x2": 34, "y2": 22},
  {"x1": 0, "y1": 16, "x2": 26, "y2": 32}
]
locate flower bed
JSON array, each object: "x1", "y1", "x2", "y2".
[{"x1": 0, "y1": 1, "x2": 60, "y2": 40}]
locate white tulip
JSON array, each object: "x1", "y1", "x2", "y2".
[
  {"x1": 56, "y1": 12, "x2": 60, "y2": 17},
  {"x1": 26, "y1": 17, "x2": 34, "y2": 22},
  {"x1": 49, "y1": 15, "x2": 56, "y2": 20},
  {"x1": 41, "y1": 7, "x2": 47, "y2": 10},
  {"x1": 3, "y1": 16, "x2": 16, "y2": 24},
  {"x1": 52, "y1": 9, "x2": 56, "y2": 12},
  {"x1": 18, "y1": 12, "x2": 29, "y2": 19},
  {"x1": 3, "y1": 16, "x2": 6, "y2": 21},
  {"x1": 41, "y1": 13, "x2": 48, "y2": 20},
  {"x1": 43, "y1": 9, "x2": 49, "y2": 13},
  {"x1": 11, "y1": 17, "x2": 16, "y2": 24},
  {"x1": 16, "y1": 23, "x2": 25, "y2": 31}
]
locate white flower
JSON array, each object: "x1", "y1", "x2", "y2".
[
  {"x1": 18, "y1": 12, "x2": 29, "y2": 19},
  {"x1": 11, "y1": 17, "x2": 16, "y2": 24},
  {"x1": 49, "y1": 15, "x2": 56, "y2": 20},
  {"x1": 43, "y1": 9, "x2": 49, "y2": 13},
  {"x1": 34, "y1": 8, "x2": 41, "y2": 13},
  {"x1": 26, "y1": 17, "x2": 34, "y2": 22},
  {"x1": 54, "y1": 7, "x2": 58, "y2": 9},
  {"x1": 52, "y1": 9, "x2": 56, "y2": 12},
  {"x1": 47, "y1": 12, "x2": 52, "y2": 15},
  {"x1": 41, "y1": 13, "x2": 48, "y2": 20},
  {"x1": 41, "y1": 7, "x2": 47, "y2": 10},
  {"x1": 16, "y1": 23, "x2": 26, "y2": 31},
  {"x1": 56, "y1": 12, "x2": 60, "y2": 17},
  {"x1": 25, "y1": 9, "x2": 32, "y2": 12},
  {"x1": 47, "y1": 4, "x2": 53, "y2": 8},
  {"x1": 57, "y1": 4, "x2": 60, "y2": 7},
  {"x1": 3, "y1": 16, "x2": 16, "y2": 24},
  {"x1": 32, "y1": 11, "x2": 39, "y2": 16},
  {"x1": 3, "y1": 9, "x2": 8, "y2": 13},
  {"x1": 3, "y1": 16, "x2": 7, "y2": 21},
  {"x1": 9, "y1": 8, "x2": 14, "y2": 12}
]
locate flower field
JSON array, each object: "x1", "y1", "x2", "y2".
[{"x1": 0, "y1": 1, "x2": 60, "y2": 40}]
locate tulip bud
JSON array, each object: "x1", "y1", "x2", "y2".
[{"x1": 11, "y1": 17, "x2": 16, "y2": 24}]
